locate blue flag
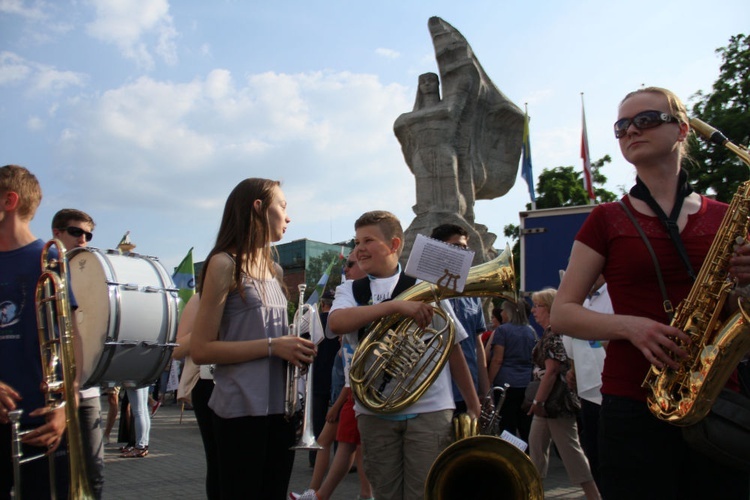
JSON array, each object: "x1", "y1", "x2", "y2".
[{"x1": 521, "y1": 110, "x2": 536, "y2": 203}]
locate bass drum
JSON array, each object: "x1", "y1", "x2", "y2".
[{"x1": 68, "y1": 247, "x2": 179, "y2": 389}]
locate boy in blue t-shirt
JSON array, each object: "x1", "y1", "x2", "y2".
[{"x1": 0, "y1": 165, "x2": 70, "y2": 498}]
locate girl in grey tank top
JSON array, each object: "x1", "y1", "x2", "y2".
[{"x1": 189, "y1": 179, "x2": 317, "y2": 499}]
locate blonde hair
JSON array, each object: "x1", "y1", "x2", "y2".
[
  {"x1": 0, "y1": 165, "x2": 42, "y2": 221},
  {"x1": 620, "y1": 87, "x2": 691, "y2": 158},
  {"x1": 531, "y1": 288, "x2": 557, "y2": 310}
]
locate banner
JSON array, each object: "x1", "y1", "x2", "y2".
[{"x1": 172, "y1": 247, "x2": 196, "y2": 316}]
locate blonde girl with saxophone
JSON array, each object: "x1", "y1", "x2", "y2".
[
  {"x1": 552, "y1": 88, "x2": 750, "y2": 499},
  {"x1": 191, "y1": 178, "x2": 316, "y2": 500}
]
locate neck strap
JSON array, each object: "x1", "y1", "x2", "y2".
[{"x1": 629, "y1": 169, "x2": 696, "y2": 281}]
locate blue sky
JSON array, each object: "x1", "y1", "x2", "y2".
[{"x1": 1, "y1": 0, "x2": 747, "y2": 271}]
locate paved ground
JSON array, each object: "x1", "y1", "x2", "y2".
[{"x1": 103, "y1": 397, "x2": 585, "y2": 499}]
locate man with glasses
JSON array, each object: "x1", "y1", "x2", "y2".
[
  {"x1": 343, "y1": 253, "x2": 366, "y2": 281},
  {"x1": 430, "y1": 223, "x2": 490, "y2": 415},
  {"x1": 51, "y1": 208, "x2": 105, "y2": 499}
]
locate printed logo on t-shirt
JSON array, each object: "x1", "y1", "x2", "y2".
[{"x1": 0, "y1": 300, "x2": 20, "y2": 329}]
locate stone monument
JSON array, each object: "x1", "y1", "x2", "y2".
[{"x1": 396, "y1": 17, "x2": 524, "y2": 265}]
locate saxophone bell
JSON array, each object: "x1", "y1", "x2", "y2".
[{"x1": 643, "y1": 118, "x2": 750, "y2": 425}]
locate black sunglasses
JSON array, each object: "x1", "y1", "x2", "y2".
[
  {"x1": 614, "y1": 110, "x2": 679, "y2": 139},
  {"x1": 345, "y1": 261, "x2": 357, "y2": 269},
  {"x1": 62, "y1": 226, "x2": 93, "y2": 242}
]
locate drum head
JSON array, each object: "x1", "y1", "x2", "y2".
[
  {"x1": 68, "y1": 247, "x2": 179, "y2": 388},
  {"x1": 68, "y1": 248, "x2": 111, "y2": 387}
]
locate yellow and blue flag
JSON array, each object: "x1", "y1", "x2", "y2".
[{"x1": 521, "y1": 108, "x2": 536, "y2": 203}]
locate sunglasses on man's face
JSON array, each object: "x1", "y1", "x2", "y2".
[
  {"x1": 614, "y1": 110, "x2": 679, "y2": 139},
  {"x1": 62, "y1": 226, "x2": 93, "y2": 242},
  {"x1": 345, "y1": 261, "x2": 357, "y2": 269}
]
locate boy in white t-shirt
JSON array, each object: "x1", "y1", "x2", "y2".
[{"x1": 328, "y1": 210, "x2": 480, "y2": 500}]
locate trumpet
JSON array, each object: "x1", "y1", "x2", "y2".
[
  {"x1": 478, "y1": 384, "x2": 509, "y2": 436},
  {"x1": 284, "y1": 284, "x2": 322, "y2": 450},
  {"x1": 10, "y1": 239, "x2": 93, "y2": 499}
]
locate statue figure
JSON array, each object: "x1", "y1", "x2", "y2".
[{"x1": 396, "y1": 17, "x2": 524, "y2": 264}]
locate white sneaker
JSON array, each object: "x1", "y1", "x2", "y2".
[{"x1": 289, "y1": 490, "x2": 317, "y2": 500}]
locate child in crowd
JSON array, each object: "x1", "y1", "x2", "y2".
[{"x1": 327, "y1": 210, "x2": 480, "y2": 500}]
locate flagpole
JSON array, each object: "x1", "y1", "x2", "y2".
[{"x1": 580, "y1": 93, "x2": 596, "y2": 205}]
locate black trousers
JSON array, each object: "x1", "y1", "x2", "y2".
[
  {"x1": 192, "y1": 379, "x2": 219, "y2": 500},
  {"x1": 213, "y1": 412, "x2": 296, "y2": 500},
  {"x1": 0, "y1": 423, "x2": 69, "y2": 500},
  {"x1": 599, "y1": 395, "x2": 749, "y2": 500}
]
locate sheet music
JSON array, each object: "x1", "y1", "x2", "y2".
[
  {"x1": 404, "y1": 234, "x2": 474, "y2": 292},
  {"x1": 500, "y1": 430, "x2": 528, "y2": 452}
]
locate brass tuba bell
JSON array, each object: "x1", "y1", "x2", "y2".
[
  {"x1": 425, "y1": 414, "x2": 543, "y2": 499},
  {"x1": 349, "y1": 246, "x2": 516, "y2": 414}
]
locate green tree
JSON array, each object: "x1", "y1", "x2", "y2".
[
  {"x1": 688, "y1": 34, "x2": 750, "y2": 202},
  {"x1": 532, "y1": 156, "x2": 616, "y2": 209},
  {"x1": 502, "y1": 156, "x2": 615, "y2": 290},
  {"x1": 305, "y1": 250, "x2": 343, "y2": 299},
  {"x1": 287, "y1": 250, "x2": 344, "y2": 321}
]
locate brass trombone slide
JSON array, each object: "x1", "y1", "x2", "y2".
[{"x1": 10, "y1": 239, "x2": 93, "y2": 499}]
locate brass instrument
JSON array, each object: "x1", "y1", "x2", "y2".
[
  {"x1": 478, "y1": 384, "x2": 509, "y2": 436},
  {"x1": 10, "y1": 239, "x2": 93, "y2": 499},
  {"x1": 284, "y1": 284, "x2": 322, "y2": 450},
  {"x1": 425, "y1": 413, "x2": 543, "y2": 499},
  {"x1": 350, "y1": 247, "x2": 517, "y2": 414},
  {"x1": 643, "y1": 118, "x2": 750, "y2": 425}
]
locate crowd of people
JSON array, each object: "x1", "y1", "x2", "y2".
[{"x1": 2, "y1": 84, "x2": 750, "y2": 500}]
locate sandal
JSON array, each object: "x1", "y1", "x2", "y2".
[
  {"x1": 122, "y1": 446, "x2": 148, "y2": 458},
  {"x1": 119, "y1": 445, "x2": 134, "y2": 453}
]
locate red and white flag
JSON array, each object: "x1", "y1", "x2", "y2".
[{"x1": 581, "y1": 96, "x2": 595, "y2": 203}]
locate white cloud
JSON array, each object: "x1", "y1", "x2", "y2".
[
  {"x1": 0, "y1": 0, "x2": 47, "y2": 20},
  {"x1": 53, "y1": 68, "x2": 415, "y2": 239},
  {"x1": 375, "y1": 48, "x2": 400, "y2": 59},
  {"x1": 0, "y1": 51, "x2": 86, "y2": 92},
  {"x1": 26, "y1": 115, "x2": 43, "y2": 130},
  {"x1": 85, "y1": 0, "x2": 178, "y2": 69},
  {"x1": 0, "y1": 51, "x2": 31, "y2": 85}
]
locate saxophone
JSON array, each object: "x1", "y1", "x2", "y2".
[{"x1": 643, "y1": 118, "x2": 750, "y2": 425}]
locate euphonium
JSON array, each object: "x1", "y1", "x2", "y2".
[
  {"x1": 643, "y1": 118, "x2": 750, "y2": 425},
  {"x1": 284, "y1": 284, "x2": 322, "y2": 450},
  {"x1": 9, "y1": 239, "x2": 93, "y2": 499},
  {"x1": 425, "y1": 414, "x2": 543, "y2": 499},
  {"x1": 350, "y1": 246, "x2": 516, "y2": 413}
]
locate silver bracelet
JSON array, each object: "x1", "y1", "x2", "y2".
[{"x1": 267, "y1": 337, "x2": 273, "y2": 357}]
